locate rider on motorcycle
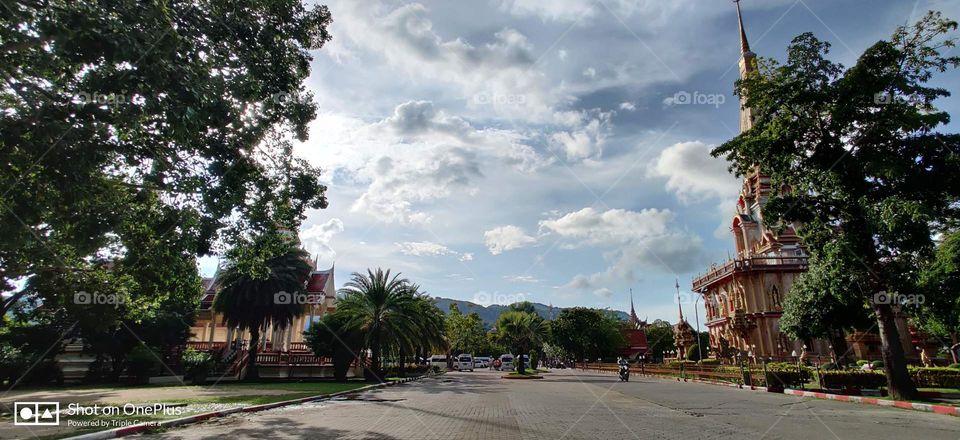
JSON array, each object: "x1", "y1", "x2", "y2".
[{"x1": 617, "y1": 357, "x2": 630, "y2": 381}]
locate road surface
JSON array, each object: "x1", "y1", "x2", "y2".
[{"x1": 138, "y1": 369, "x2": 960, "y2": 439}]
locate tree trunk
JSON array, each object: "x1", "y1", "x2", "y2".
[
  {"x1": 950, "y1": 334, "x2": 958, "y2": 365},
  {"x1": 398, "y1": 346, "x2": 406, "y2": 378},
  {"x1": 829, "y1": 330, "x2": 849, "y2": 365},
  {"x1": 873, "y1": 303, "x2": 917, "y2": 400},
  {"x1": 370, "y1": 327, "x2": 381, "y2": 381},
  {"x1": 245, "y1": 327, "x2": 260, "y2": 381},
  {"x1": 517, "y1": 345, "x2": 526, "y2": 375}
]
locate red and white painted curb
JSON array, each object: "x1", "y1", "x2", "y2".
[
  {"x1": 784, "y1": 388, "x2": 959, "y2": 417},
  {"x1": 64, "y1": 376, "x2": 424, "y2": 440}
]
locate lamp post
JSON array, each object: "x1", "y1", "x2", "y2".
[{"x1": 694, "y1": 294, "x2": 704, "y2": 365}]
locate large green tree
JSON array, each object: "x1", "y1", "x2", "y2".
[
  {"x1": 550, "y1": 307, "x2": 625, "y2": 364},
  {"x1": 0, "y1": 0, "x2": 332, "y2": 321},
  {"x1": 712, "y1": 12, "x2": 960, "y2": 399},
  {"x1": 445, "y1": 304, "x2": 487, "y2": 356},
  {"x1": 918, "y1": 230, "x2": 960, "y2": 363},
  {"x1": 213, "y1": 240, "x2": 311, "y2": 381}
]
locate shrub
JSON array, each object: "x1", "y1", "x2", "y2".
[
  {"x1": 820, "y1": 370, "x2": 886, "y2": 389},
  {"x1": 180, "y1": 348, "x2": 213, "y2": 384},
  {"x1": 870, "y1": 360, "x2": 884, "y2": 369},
  {"x1": 856, "y1": 360, "x2": 869, "y2": 367},
  {"x1": 948, "y1": 363, "x2": 960, "y2": 370},
  {"x1": 819, "y1": 362, "x2": 838, "y2": 370},
  {"x1": 765, "y1": 370, "x2": 809, "y2": 389},
  {"x1": 908, "y1": 367, "x2": 960, "y2": 388},
  {"x1": 699, "y1": 358, "x2": 720, "y2": 365},
  {"x1": 126, "y1": 345, "x2": 160, "y2": 384}
]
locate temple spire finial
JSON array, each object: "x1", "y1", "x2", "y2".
[
  {"x1": 735, "y1": 0, "x2": 751, "y2": 54},
  {"x1": 675, "y1": 278, "x2": 685, "y2": 323}
]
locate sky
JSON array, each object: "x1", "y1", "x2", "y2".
[{"x1": 199, "y1": 0, "x2": 960, "y2": 323}]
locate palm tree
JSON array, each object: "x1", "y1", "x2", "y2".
[
  {"x1": 213, "y1": 243, "x2": 311, "y2": 381},
  {"x1": 494, "y1": 310, "x2": 548, "y2": 374},
  {"x1": 406, "y1": 291, "x2": 447, "y2": 376},
  {"x1": 336, "y1": 268, "x2": 422, "y2": 378}
]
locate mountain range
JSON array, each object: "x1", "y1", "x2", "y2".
[{"x1": 431, "y1": 297, "x2": 630, "y2": 329}]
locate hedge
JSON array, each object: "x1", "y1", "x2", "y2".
[
  {"x1": 819, "y1": 370, "x2": 886, "y2": 389},
  {"x1": 908, "y1": 367, "x2": 960, "y2": 388}
]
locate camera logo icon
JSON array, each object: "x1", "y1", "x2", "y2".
[
  {"x1": 274, "y1": 291, "x2": 292, "y2": 305},
  {"x1": 872, "y1": 291, "x2": 891, "y2": 305},
  {"x1": 74, "y1": 291, "x2": 91, "y2": 305},
  {"x1": 14, "y1": 402, "x2": 59, "y2": 426},
  {"x1": 673, "y1": 91, "x2": 692, "y2": 105}
]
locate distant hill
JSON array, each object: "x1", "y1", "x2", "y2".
[{"x1": 431, "y1": 297, "x2": 630, "y2": 329}]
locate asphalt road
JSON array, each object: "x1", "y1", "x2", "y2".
[{"x1": 137, "y1": 369, "x2": 960, "y2": 440}]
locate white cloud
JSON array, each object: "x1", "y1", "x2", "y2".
[
  {"x1": 619, "y1": 102, "x2": 637, "y2": 111},
  {"x1": 593, "y1": 287, "x2": 613, "y2": 298},
  {"x1": 649, "y1": 141, "x2": 740, "y2": 203},
  {"x1": 549, "y1": 110, "x2": 612, "y2": 162},
  {"x1": 504, "y1": 275, "x2": 540, "y2": 283},
  {"x1": 300, "y1": 218, "x2": 345, "y2": 261},
  {"x1": 484, "y1": 225, "x2": 538, "y2": 255},
  {"x1": 396, "y1": 241, "x2": 474, "y2": 262},
  {"x1": 536, "y1": 207, "x2": 706, "y2": 289}
]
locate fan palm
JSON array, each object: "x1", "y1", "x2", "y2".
[
  {"x1": 213, "y1": 244, "x2": 311, "y2": 381},
  {"x1": 336, "y1": 268, "x2": 422, "y2": 378},
  {"x1": 494, "y1": 311, "x2": 548, "y2": 374}
]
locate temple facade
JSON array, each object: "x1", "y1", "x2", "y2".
[
  {"x1": 691, "y1": 3, "x2": 920, "y2": 363},
  {"x1": 621, "y1": 290, "x2": 649, "y2": 360},
  {"x1": 188, "y1": 259, "x2": 337, "y2": 351}
]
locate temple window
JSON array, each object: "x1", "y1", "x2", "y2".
[{"x1": 771, "y1": 285, "x2": 781, "y2": 308}]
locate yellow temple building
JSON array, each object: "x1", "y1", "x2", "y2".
[{"x1": 188, "y1": 258, "x2": 337, "y2": 352}]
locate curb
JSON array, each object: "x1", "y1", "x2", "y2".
[
  {"x1": 784, "y1": 388, "x2": 960, "y2": 417},
  {"x1": 64, "y1": 376, "x2": 425, "y2": 440}
]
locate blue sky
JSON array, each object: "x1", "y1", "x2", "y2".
[{"x1": 200, "y1": 0, "x2": 960, "y2": 323}]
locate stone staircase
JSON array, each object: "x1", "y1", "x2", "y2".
[{"x1": 54, "y1": 338, "x2": 96, "y2": 383}]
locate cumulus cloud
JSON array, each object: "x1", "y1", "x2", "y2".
[
  {"x1": 549, "y1": 110, "x2": 613, "y2": 162},
  {"x1": 484, "y1": 225, "x2": 538, "y2": 255},
  {"x1": 593, "y1": 287, "x2": 613, "y2": 298},
  {"x1": 300, "y1": 218, "x2": 345, "y2": 261},
  {"x1": 351, "y1": 145, "x2": 482, "y2": 225},
  {"x1": 649, "y1": 141, "x2": 740, "y2": 203},
  {"x1": 535, "y1": 207, "x2": 705, "y2": 289},
  {"x1": 396, "y1": 241, "x2": 474, "y2": 262}
]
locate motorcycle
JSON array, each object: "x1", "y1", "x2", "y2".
[{"x1": 618, "y1": 363, "x2": 630, "y2": 382}]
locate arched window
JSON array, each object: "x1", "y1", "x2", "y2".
[{"x1": 771, "y1": 285, "x2": 781, "y2": 308}]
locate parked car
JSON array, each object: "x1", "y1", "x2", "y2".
[
  {"x1": 457, "y1": 354, "x2": 474, "y2": 371},
  {"x1": 474, "y1": 358, "x2": 488, "y2": 369},
  {"x1": 499, "y1": 354, "x2": 514, "y2": 371}
]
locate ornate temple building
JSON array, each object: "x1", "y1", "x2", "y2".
[
  {"x1": 620, "y1": 290, "x2": 649, "y2": 360},
  {"x1": 188, "y1": 258, "x2": 337, "y2": 351},
  {"x1": 691, "y1": 3, "x2": 923, "y2": 363}
]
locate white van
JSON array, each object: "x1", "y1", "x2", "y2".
[
  {"x1": 499, "y1": 354, "x2": 514, "y2": 371},
  {"x1": 428, "y1": 355, "x2": 448, "y2": 369},
  {"x1": 457, "y1": 354, "x2": 474, "y2": 372}
]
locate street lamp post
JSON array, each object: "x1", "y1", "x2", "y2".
[{"x1": 694, "y1": 294, "x2": 704, "y2": 365}]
